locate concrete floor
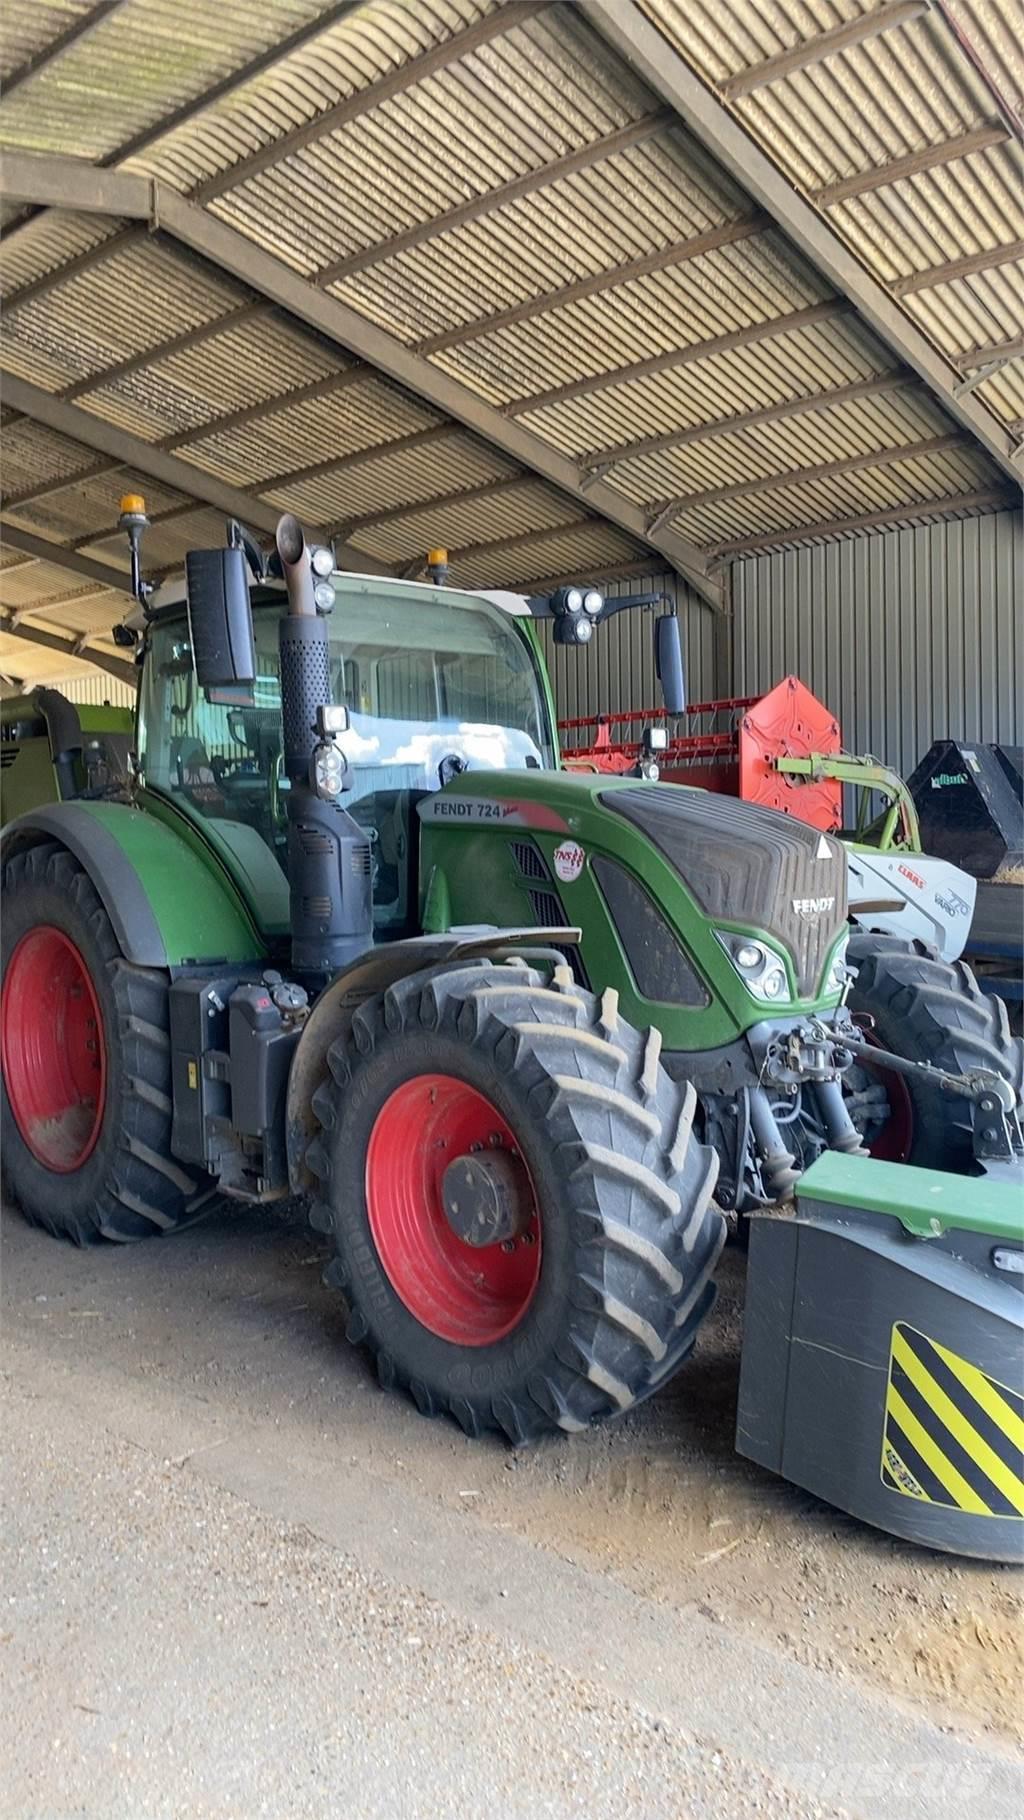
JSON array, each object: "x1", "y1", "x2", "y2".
[{"x1": 1, "y1": 1199, "x2": 1021, "y2": 1820}]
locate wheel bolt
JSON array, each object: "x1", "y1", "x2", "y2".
[{"x1": 501, "y1": 1239, "x2": 516, "y2": 1253}]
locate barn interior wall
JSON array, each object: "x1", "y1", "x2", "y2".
[{"x1": 731, "y1": 510, "x2": 1022, "y2": 780}]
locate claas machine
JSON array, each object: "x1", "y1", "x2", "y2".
[{"x1": 2, "y1": 507, "x2": 1021, "y2": 1559}]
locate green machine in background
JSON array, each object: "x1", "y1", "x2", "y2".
[
  {"x1": 1, "y1": 689, "x2": 134, "y2": 823},
  {"x1": 1, "y1": 506, "x2": 1021, "y2": 1562}
]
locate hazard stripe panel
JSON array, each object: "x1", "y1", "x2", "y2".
[{"x1": 881, "y1": 1322, "x2": 1024, "y2": 1520}]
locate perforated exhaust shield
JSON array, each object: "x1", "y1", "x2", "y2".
[{"x1": 604, "y1": 785, "x2": 846, "y2": 997}]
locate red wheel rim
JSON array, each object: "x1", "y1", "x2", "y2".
[
  {"x1": 365, "y1": 1074, "x2": 542, "y2": 1345},
  {"x1": 1, "y1": 926, "x2": 107, "y2": 1172},
  {"x1": 860, "y1": 1031, "x2": 914, "y2": 1163}
]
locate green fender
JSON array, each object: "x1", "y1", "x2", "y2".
[{"x1": 2, "y1": 801, "x2": 264, "y2": 969}]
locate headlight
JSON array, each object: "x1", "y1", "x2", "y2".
[
  {"x1": 310, "y1": 545, "x2": 335, "y2": 577},
  {"x1": 582, "y1": 588, "x2": 603, "y2": 616},
  {"x1": 312, "y1": 741, "x2": 347, "y2": 799},
  {"x1": 823, "y1": 932, "x2": 850, "y2": 997},
  {"x1": 313, "y1": 579, "x2": 336, "y2": 613},
  {"x1": 715, "y1": 931, "x2": 791, "y2": 1004}
]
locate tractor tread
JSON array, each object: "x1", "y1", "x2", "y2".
[
  {"x1": 308, "y1": 960, "x2": 725, "y2": 1444},
  {"x1": 847, "y1": 932, "x2": 1023, "y2": 1170},
  {"x1": 2, "y1": 842, "x2": 215, "y2": 1243}
]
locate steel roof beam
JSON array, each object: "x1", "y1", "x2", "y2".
[
  {"x1": 0, "y1": 613, "x2": 136, "y2": 687},
  {"x1": 0, "y1": 157, "x2": 722, "y2": 604},
  {"x1": 0, "y1": 1, "x2": 125, "y2": 101},
  {"x1": 648, "y1": 431, "x2": 970, "y2": 525},
  {"x1": 1, "y1": 378, "x2": 391, "y2": 575},
  {"x1": 7, "y1": 585, "x2": 115, "y2": 625},
  {"x1": 581, "y1": 0, "x2": 1018, "y2": 481},
  {"x1": 705, "y1": 488, "x2": 1017, "y2": 559},
  {"x1": 280, "y1": 423, "x2": 456, "y2": 492},
  {"x1": 449, "y1": 515, "x2": 602, "y2": 567},
  {"x1": 195, "y1": 3, "x2": 549, "y2": 205},
  {"x1": 720, "y1": 1, "x2": 929, "y2": 99},
  {"x1": 503, "y1": 302, "x2": 850, "y2": 416},
  {"x1": 812, "y1": 124, "x2": 1011, "y2": 206},
  {"x1": 0, "y1": 3, "x2": 365, "y2": 254},
  {"x1": 63, "y1": 301, "x2": 267, "y2": 400},
  {"x1": 315, "y1": 111, "x2": 671, "y2": 285},
  {"x1": 339, "y1": 473, "x2": 530, "y2": 534},
  {"x1": 111, "y1": 3, "x2": 364, "y2": 168},
  {"x1": 957, "y1": 334, "x2": 1024, "y2": 370},
  {"x1": 892, "y1": 239, "x2": 1024, "y2": 296},
  {"x1": 0, "y1": 522, "x2": 135, "y2": 591},
  {"x1": 416, "y1": 216, "x2": 765, "y2": 355},
  {"x1": 580, "y1": 372, "x2": 920, "y2": 472},
  {"x1": 2, "y1": 457, "x2": 122, "y2": 511}
]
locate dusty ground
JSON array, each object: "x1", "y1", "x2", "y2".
[{"x1": 2, "y1": 1198, "x2": 1021, "y2": 1818}]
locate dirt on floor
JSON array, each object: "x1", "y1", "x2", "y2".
[
  {"x1": 3, "y1": 1201, "x2": 1020, "y2": 1752},
  {"x1": 471, "y1": 1250, "x2": 1023, "y2": 1747}
]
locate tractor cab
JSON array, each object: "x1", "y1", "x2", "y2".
[{"x1": 136, "y1": 572, "x2": 557, "y2": 941}]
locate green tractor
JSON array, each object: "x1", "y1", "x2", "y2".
[
  {"x1": 1, "y1": 689, "x2": 134, "y2": 823},
  {"x1": 2, "y1": 511, "x2": 1021, "y2": 1554}
]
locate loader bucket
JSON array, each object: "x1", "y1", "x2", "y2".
[{"x1": 737, "y1": 1152, "x2": 1023, "y2": 1562}]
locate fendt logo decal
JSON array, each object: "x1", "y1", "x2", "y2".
[{"x1": 792, "y1": 895, "x2": 835, "y2": 920}]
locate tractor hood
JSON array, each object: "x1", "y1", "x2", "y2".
[{"x1": 418, "y1": 770, "x2": 849, "y2": 1052}]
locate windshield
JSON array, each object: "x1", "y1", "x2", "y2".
[{"x1": 137, "y1": 581, "x2": 554, "y2": 934}]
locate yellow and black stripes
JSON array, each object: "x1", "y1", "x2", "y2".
[{"x1": 881, "y1": 1323, "x2": 1024, "y2": 1520}]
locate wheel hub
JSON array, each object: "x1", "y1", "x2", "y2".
[
  {"x1": 440, "y1": 1148, "x2": 532, "y2": 1248},
  {"x1": 1, "y1": 925, "x2": 106, "y2": 1172},
  {"x1": 364, "y1": 1073, "x2": 542, "y2": 1345}
]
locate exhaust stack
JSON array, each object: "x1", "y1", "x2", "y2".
[{"x1": 274, "y1": 515, "x2": 373, "y2": 988}]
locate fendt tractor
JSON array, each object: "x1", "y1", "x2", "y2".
[{"x1": 3, "y1": 504, "x2": 1022, "y2": 1559}]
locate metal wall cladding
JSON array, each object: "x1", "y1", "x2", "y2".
[
  {"x1": 732, "y1": 506, "x2": 1023, "y2": 778},
  {"x1": 637, "y1": 0, "x2": 1024, "y2": 432},
  {"x1": 540, "y1": 570, "x2": 717, "y2": 740},
  {"x1": 45, "y1": 673, "x2": 138, "y2": 708}
]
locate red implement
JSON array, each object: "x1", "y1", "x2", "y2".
[{"x1": 560, "y1": 675, "x2": 842, "y2": 832}]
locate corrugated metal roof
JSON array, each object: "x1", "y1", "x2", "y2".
[
  {"x1": 1, "y1": 0, "x2": 1019, "y2": 656},
  {"x1": 636, "y1": 0, "x2": 1024, "y2": 429}
]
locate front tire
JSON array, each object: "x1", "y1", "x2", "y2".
[
  {"x1": 846, "y1": 933, "x2": 1024, "y2": 1171},
  {"x1": 1, "y1": 841, "x2": 213, "y2": 1243},
  {"x1": 308, "y1": 960, "x2": 724, "y2": 1442}
]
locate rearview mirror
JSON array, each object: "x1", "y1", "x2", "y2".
[
  {"x1": 655, "y1": 613, "x2": 686, "y2": 715},
  {"x1": 185, "y1": 547, "x2": 256, "y2": 690}
]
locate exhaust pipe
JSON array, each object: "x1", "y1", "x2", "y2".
[{"x1": 274, "y1": 515, "x2": 372, "y2": 989}]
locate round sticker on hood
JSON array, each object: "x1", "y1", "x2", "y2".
[{"x1": 553, "y1": 840, "x2": 585, "y2": 883}]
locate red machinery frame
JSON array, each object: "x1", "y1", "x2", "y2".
[{"x1": 560, "y1": 675, "x2": 843, "y2": 833}]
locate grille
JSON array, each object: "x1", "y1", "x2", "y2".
[
  {"x1": 510, "y1": 838, "x2": 550, "y2": 881},
  {"x1": 526, "y1": 886, "x2": 588, "y2": 988},
  {"x1": 0, "y1": 746, "x2": 19, "y2": 770},
  {"x1": 528, "y1": 887, "x2": 563, "y2": 926},
  {"x1": 593, "y1": 857, "x2": 709, "y2": 1007},
  {"x1": 303, "y1": 895, "x2": 332, "y2": 919},
  {"x1": 300, "y1": 830, "x2": 332, "y2": 855},
  {"x1": 605, "y1": 786, "x2": 846, "y2": 997},
  {"x1": 351, "y1": 846, "x2": 372, "y2": 875}
]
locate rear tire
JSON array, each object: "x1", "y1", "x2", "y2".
[
  {"x1": 846, "y1": 932, "x2": 1024, "y2": 1172},
  {"x1": 308, "y1": 960, "x2": 724, "y2": 1442},
  {"x1": 1, "y1": 841, "x2": 214, "y2": 1243}
]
